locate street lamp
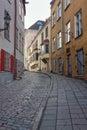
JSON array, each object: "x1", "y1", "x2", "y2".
[{"x1": 0, "y1": 14, "x2": 11, "y2": 32}]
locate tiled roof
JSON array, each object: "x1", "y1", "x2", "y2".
[
  {"x1": 50, "y1": 0, "x2": 55, "y2": 7},
  {"x1": 29, "y1": 20, "x2": 46, "y2": 30}
]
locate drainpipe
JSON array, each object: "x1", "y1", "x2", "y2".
[
  {"x1": 61, "y1": 0, "x2": 64, "y2": 74},
  {"x1": 14, "y1": 0, "x2": 17, "y2": 79}
]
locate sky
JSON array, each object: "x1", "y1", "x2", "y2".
[{"x1": 24, "y1": 0, "x2": 51, "y2": 29}]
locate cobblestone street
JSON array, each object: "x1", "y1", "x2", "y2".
[
  {"x1": 0, "y1": 72, "x2": 87, "y2": 130},
  {"x1": 0, "y1": 72, "x2": 51, "y2": 130}
]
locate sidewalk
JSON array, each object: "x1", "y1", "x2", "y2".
[{"x1": 38, "y1": 74, "x2": 87, "y2": 130}]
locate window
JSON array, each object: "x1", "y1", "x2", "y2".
[
  {"x1": 33, "y1": 53, "x2": 38, "y2": 61},
  {"x1": 57, "y1": 2, "x2": 62, "y2": 19},
  {"x1": 65, "y1": 0, "x2": 70, "y2": 8},
  {"x1": 52, "y1": 11, "x2": 55, "y2": 27},
  {"x1": 4, "y1": 10, "x2": 10, "y2": 41},
  {"x1": 36, "y1": 53, "x2": 38, "y2": 60},
  {"x1": 75, "y1": 10, "x2": 82, "y2": 37},
  {"x1": 66, "y1": 21, "x2": 70, "y2": 43},
  {"x1": 41, "y1": 32, "x2": 44, "y2": 44},
  {"x1": 45, "y1": 27, "x2": 48, "y2": 38},
  {"x1": 21, "y1": 5, "x2": 24, "y2": 22},
  {"x1": 19, "y1": 0, "x2": 21, "y2": 16},
  {"x1": 57, "y1": 31, "x2": 62, "y2": 48},
  {"x1": 45, "y1": 44, "x2": 49, "y2": 53},
  {"x1": 19, "y1": 0, "x2": 24, "y2": 23},
  {"x1": 33, "y1": 42, "x2": 38, "y2": 51},
  {"x1": 52, "y1": 37, "x2": 56, "y2": 52}
]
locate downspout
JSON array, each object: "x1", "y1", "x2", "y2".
[
  {"x1": 61, "y1": 0, "x2": 64, "y2": 74},
  {"x1": 14, "y1": 0, "x2": 17, "y2": 79}
]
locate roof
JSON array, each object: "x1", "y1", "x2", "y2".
[
  {"x1": 50, "y1": 0, "x2": 55, "y2": 7},
  {"x1": 28, "y1": 20, "x2": 46, "y2": 30}
]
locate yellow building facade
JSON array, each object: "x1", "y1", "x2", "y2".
[
  {"x1": 50, "y1": 0, "x2": 87, "y2": 79},
  {"x1": 27, "y1": 18, "x2": 51, "y2": 72}
]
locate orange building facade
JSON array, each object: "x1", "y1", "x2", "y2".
[{"x1": 50, "y1": 0, "x2": 87, "y2": 80}]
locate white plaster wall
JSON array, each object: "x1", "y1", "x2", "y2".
[
  {"x1": 0, "y1": 0, "x2": 14, "y2": 55},
  {"x1": 16, "y1": 0, "x2": 24, "y2": 63},
  {"x1": 24, "y1": 29, "x2": 38, "y2": 69}
]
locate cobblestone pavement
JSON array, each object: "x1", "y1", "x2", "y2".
[
  {"x1": 0, "y1": 71, "x2": 51, "y2": 130},
  {"x1": 39, "y1": 74, "x2": 87, "y2": 130}
]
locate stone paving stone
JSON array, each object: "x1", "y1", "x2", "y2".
[
  {"x1": 73, "y1": 125, "x2": 87, "y2": 130},
  {"x1": 70, "y1": 108, "x2": 83, "y2": 114},
  {"x1": 71, "y1": 113, "x2": 85, "y2": 119},
  {"x1": 39, "y1": 126, "x2": 55, "y2": 130},
  {"x1": 56, "y1": 125, "x2": 72, "y2": 130},
  {"x1": 58, "y1": 106, "x2": 69, "y2": 110},
  {"x1": 42, "y1": 114, "x2": 56, "y2": 120},
  {"x1": 57, "y1": 119, "x2": 71, "y2": 125},
  {"x1": 58, "y1": 102, "x2": 68, "y2": 106},
  {"x1": 46, "y1": 106, "x2": 57, "y2": 111},
  {"x1": 40, "y1": 119, "x2": 56, "y2": 127},
  {"x1": 57, "y1": 112, "x2": 71, "y2": 120},
  {"x1": 44, "y1": 108, "x2": 56, "y2": 115},
  {"x1": 72, "y1": 118, "x2": 87, "y2": 125}
]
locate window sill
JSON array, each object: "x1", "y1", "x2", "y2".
[
  {"x1": 5, "y1": 37, "x2": 11, "y2": 42},
  {"x1": 57, "y1": 47, "x2": 62, "y2": 50},
  {"x1": 57, "y1": 17, "x2": 61, "y2": 22},
  {"x1": 66, "y1": 40, "x2": 71, "y2": 44},
  {"x1": 75, "y1": 33, "x2": 83, "y2": 40},
  {"x1": 65, "y1": 3, "x2": 70, "y2": 11},
  {"x1": 52, "y1": 24, "x2": 55, "y2": 28}
]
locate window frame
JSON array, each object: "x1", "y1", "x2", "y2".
[
  {"x1": 4, "y1": 10, "x2": 10, "y2": 41},
  {"x1": 57, "y1": 31, "x2": 62, "y2": 49},
  {"x1": 65, "y1": 0, "x2": 70, "y2": 8},
  {"x1": 57, "y1": 2, "x2": 62, "y2": 20},
  {"x1": 65, "y1": 21, "x2": 71, "y2": 43},
  {"x1": 75, "y1": 9, "x2": 82, "y2": 38},
  {"x1": 52, "y1": 11, "x2": 55, "y2": 27},
  {"x1": 52, "y1": 37, "x2": 56, "y2": 53},
  {"x1": 45, "y1": 26, "x2": 48, "y2": 38}
]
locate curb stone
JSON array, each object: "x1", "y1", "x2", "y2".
[{"x1": 32, "y1": 73, "x2": 53, "y2": 130}]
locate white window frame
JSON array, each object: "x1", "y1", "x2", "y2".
[
  {"x1": 75, "y1": 10, "x2": 82, "y2": 38},
  {"x1": 65, "y1": 0, "x2": 70, "y2": 8},
  {"x1": 57, "y1": 31, "x2": 62, "y2": 48},
  {"x1": 52, "y1": 11, "x2": 55, "y2": 27},
  {"x1": 66, "y1": 21, "x2": 70, "y2": 43},
  {"x1": 57, "y1": 2, "x2": 62, "y2": 19},
  {"x1": 52, "y1": 37, "x2": 56, "y2": 52}
]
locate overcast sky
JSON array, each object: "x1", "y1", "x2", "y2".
[{"x1": 24, "y1": 0, "x2": 51, "y2": 29}]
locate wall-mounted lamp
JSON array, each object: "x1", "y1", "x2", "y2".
[{"x1": 0, "y1": 14, "x2": 11, "y2": 32}]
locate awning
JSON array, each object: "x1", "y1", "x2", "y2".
[{"x1": 43, "y1": 39, "x2": 49, "y2": 44}]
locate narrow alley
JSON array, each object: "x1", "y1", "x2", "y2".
[{"x1": 0, "y1": 71, "x2": 87, "y2": 130}]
